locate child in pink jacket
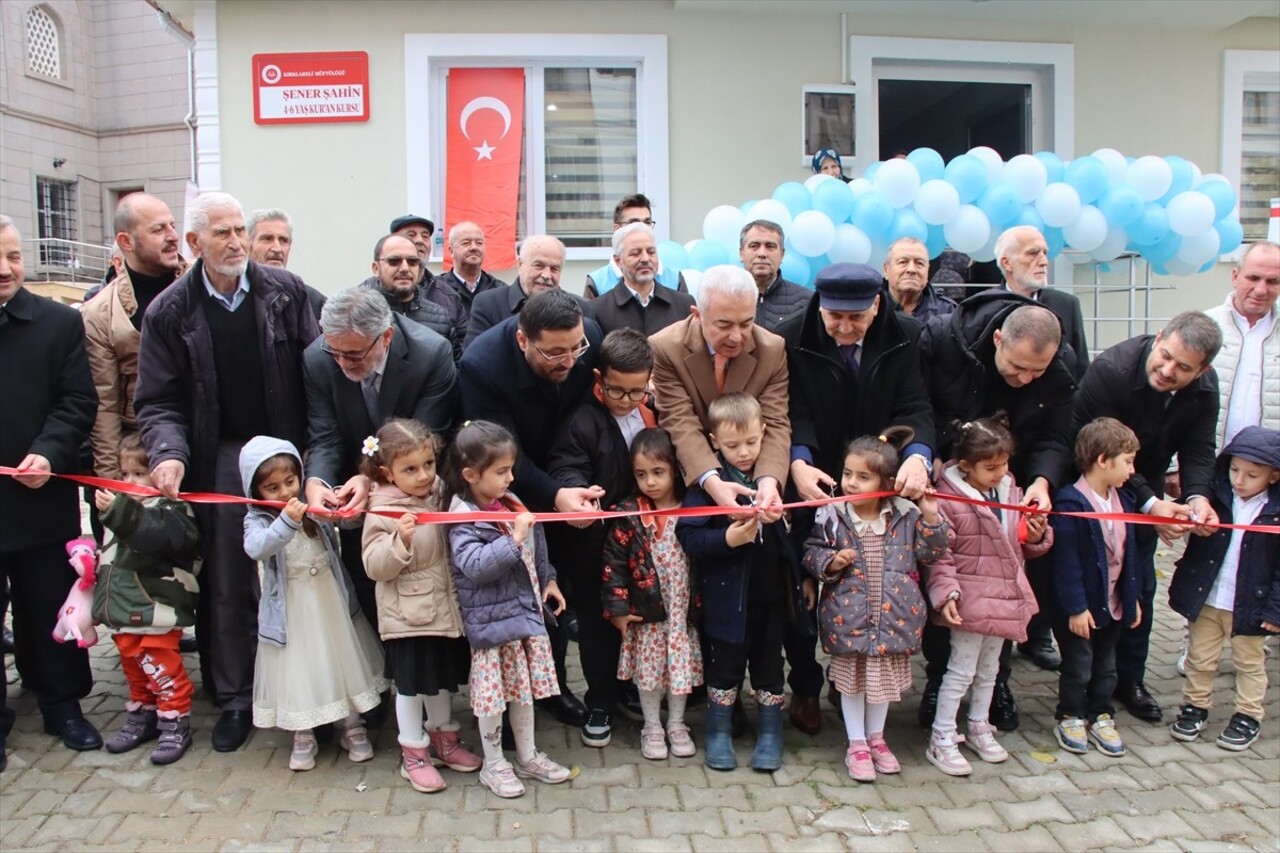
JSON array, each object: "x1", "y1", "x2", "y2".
[{"x1": 925, "y1": 415, "x2": 1053, "y2": 776}]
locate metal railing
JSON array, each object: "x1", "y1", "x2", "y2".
[{"x1": 21, "y1": 238, "x2": 112, "y2": 283}]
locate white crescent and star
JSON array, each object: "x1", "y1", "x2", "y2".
[{"x1": 459, "y1": 96, "x2": 511, "y2": 162}]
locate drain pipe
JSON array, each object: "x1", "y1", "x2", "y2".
[
  {"x1": 156, "y1": 10, "x2": 196, "y2": 183},
  {"x1": 841, "y1": 12, "x2": 848, "y2": 84}
]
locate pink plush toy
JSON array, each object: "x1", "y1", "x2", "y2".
[{"x1": 53, "y1": 537, "x2": 99, "y2": 648}]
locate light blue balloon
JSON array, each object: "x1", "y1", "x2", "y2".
[
  {"x1": 1160, "y1": 156, "x2": 1195, "y2": 204},
  {"x1": 739, "y1": 199, "x2": 758, "y2": 217},
  {"x1": 944, "y1": 154, "x2": 988, "y2": 204},
  {"x1": 863, "y1": 161, "x2": 881, "y2": 182},
  {"x1": 851, "y1": 191, "x2": 895, "y2": 239},
  {"x1": 772, "y1": 182, "x2": 812, "y2": 217},
  {"x1": 1098, "y1": 262, "x2": 1113, "y2": 274},
  {"x1": 1043, "y1": 226, "x2": 1065, "y2": 258},
  {"x1": 1198, "y1": 260, "x2": 1217, "y2": 274},
  {"x1": 907, "y1": 147, "x2": 946, "y2": 182},
  {"x1": 688, "y1": 240, "x2": 734, "y2": 271},
  {"x1": 976, "y1": 182, "x2": 1021, "y2": 228},
  {"x1": 1144, "y1": 230, "x2": 1182, "y2": 265},
  {"x1": 890, "y1": 208, "x2": 929, "y2": 243},
  {"x1": 1016, "y1": 205, "x2": 1045, "y2": 231},
  {"x1": 780, "y1": 253, "x2": 811, "y2": 286},
  {"x1": 1197, "y1": 179, "x2": 1236, "y2": 220},
  {"x1": 813, "y1": 179, "x2": 855, "y2": 223},
  {"x1": 1034, "y1": 151, "x2": 1065, "y2": 184},
  {"x1": 1127, "y1": 203, "x2": 1170, "y2": 246},
  {"x1": 925, "y1": 224, "x2": 948, "y2": 258},
  {"x1": 803, "y1": 255, "x2": 829, "y2": 286},
  {"x1": 1151, "y1": 262, "x2": 1170, "y2": 276},
  {"x1": 1214, "y1": 218, "x2": 1244, "y2": 255},
  {"x1": 1097, "y1": 185, "x2": 1144, "y2": 227},
  {"x1": 1064, "y1": 156, "x2": 1108, "y2": 204},
  {"x1": 656, "y1": 240, "x2": 689, "y2": 273}
]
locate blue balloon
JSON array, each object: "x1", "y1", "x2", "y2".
[
  {"x1": 863, "y1": 162, "x2": 881, "y2": 182},
  {"x1": 851, "y1": 191, "x2": 895, "y2": 239},
  {"x1": 907, "y1": 147, "x2": 946, "y2": 182},
  {"x1": 1097, "y1": 185, "x2": 1144, "y2": 227},
  {"x1": 1214, "y1": 218, "x2": 1244, "y2": 255},
  {"x1": 813, "y1": 179, "x2": 855, "y2": 223},
  {"x1": 1043, "y1": 226, "x2": 1065, "y2": 258},
  {"x1": 780, "y1": 253, "x2": 811, "y2": 286},
  {"x1": 1064, "y1": 156, "x2": 1108, "y2": 204},
  {"x1": 1127, "y1": 203, "x2": 1170, "y2": 246},
  {"x1": 772, "y1": 182, "x2": 812, "y2": 217},
  {"x1": 1197, "y1": 179, "x2": 1236, "y2": 220},
  {"x1": 739, "y1": 199, "x2": 758, "y2": 217},
  {"x1": 976, "y1": 182, "x2": 1021, "y2": 228},
  {"x1": 656, "y1": 240, "x2": 689, "y2": 273},
  {"x1": 688, "y1": 240, "x2": 734, "y2": 271},
  {"x1": 1198, "y1": 260, "x2": 1216, "y2": 274},
  {"x1": 944, "y1": 154, "x2": 988, "y2": 204},
  {"x1": 1151, "y1": 263, "x2": 1170, "y2": 276},
  {"x1": 1016, "y1": 205, "x2": 1045, "y2": 231},
  {"x1": 804, "y1": 255, "x2": 830, "y2": 284},
  {"x1": 925, "y1": 224, "x2": 948, "y2": 258},
  {"x1": 1160, "y1": 156, "x2": 1195, "y2": 204},
  {"x1": 1144, "y1": 230, "x2": 1183, "y2": 265},
  {"x1": 1034, "y1": 151, "x2": 1065, "y2": 184},
  {"x1": 889, "y1": 208, "x2": 929, "y2": 243}
]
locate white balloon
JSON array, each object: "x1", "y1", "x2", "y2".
[
  {"x1": 827, "y1": 223, "x2": 873, "y2": 264},
  {"x1": 1063, "y1": 205, "x2": 1108, "y2": 252},
  {"x1": 1166, "y1": 191, "x2": 1215, "y2": 237},
  {"x1": 914, "y1": 179, "x2": 961, "y2": 225},
  {"x1": 789, "y1": 210, "x2": 837, "y2": 257},
  {"x1": 805, "y1": 173, "x2": 835, "y2": 191},
  {"x1": 1164, "y1": 257, "x2": 1200, "y2": 276},
  {"x1": 747, "y1": 199, "x2": 793, "y2": 233},
  {"x1": 684, "y1": 238, "x2": 703, "y2": 253},
  {"x1": 1036, "y1": 183, "x2": 1082, "y2": 228},
  {"x1": 970, "y1": 229, "x2": 999, "y2": 263},
  {"x1": 1176, "y1": 227, "x2": 1221, "y2": 266},
  {"x1": 968, "y1": 146, "x2": 1004, "y2": 183},
  {"x1": 943, "y1": 204, "x2": 991, "y2": 253},
  {"x1": 702, "y1": 205, "x2": 748, "y2": 247},
  {"x1": 1003, "y1": 154, "x2": 1049, "y2": 204},
  {"x1": 848, "y1": 177, "x2": 874, "y2": 199},
  {"x1": 1090, "y1": 226, "x2": 1129, "y2": 262},
  {"x1": 873, "y1": 158, "x2": 922, "y2": 208},
  {"x1": 1125, "y1": 156, "x2": 1173, "y2": 203},
  {"x1": 1090, "y1": 147, "x2": 1128, "y2": 185},
  {"x1": 681, "y1": 268, "x2": 702, "y2": 299}
]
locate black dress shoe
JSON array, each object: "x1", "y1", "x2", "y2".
[
  {"x1": 917, "y1": 679, "x2": 940, "y2": 728},
  {"x1": 535, "y1": 691, "x2": 588, "y2": 727},
  {"x1": 1115, "y1": 681, "x2": 1163, "y2": 722},
  {"x1": 1017, "y1": 636, "x2": 1062, "y2": 671},
  {"x1": 43, "y1": 716, "x2": 103, "y2": 751},
  {"x1": 989, "y1": 681, "x2": 1020, "y2": 732},
  {"x1": 211, "y1": 709, "x2": 253, "y2": 752}
]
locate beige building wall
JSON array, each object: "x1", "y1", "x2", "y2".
[{"x1": 203, "y1": 1, "x2": 1275, "y2": 341}]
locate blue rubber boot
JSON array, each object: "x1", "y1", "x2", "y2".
[
  {"x1": 752, "y1": 700, "x2": 784, "y2": 772},
  {"x1": 704, "y1": 699, "x2": 737, "y2": 771}
]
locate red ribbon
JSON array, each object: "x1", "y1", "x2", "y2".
[{"x1": 2, "y1": 466, "x2": 1276, "y2": 534}]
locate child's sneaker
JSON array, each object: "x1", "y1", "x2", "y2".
[
  {"x1": 338, "y1": 723, "x2": 374, "y2": 762},
  {"x1": 641, "y1": 724, "x2": 668, "y2": 760},
  {"x1": 963, "y1": 720, "x2": 1009, "y2": 763},
  {"x1": 1087, "y1": 714, "x2": 1125, "y2": 757},
  {"x1": 1055, "y1": 717, "x2": 1088, "y2": 754},
  {"x1": 289, "y1": 730, "x2": 318, "y2": 771},
  {"x1": 867, "y1": 734, "x2": 901, "y2": 774},
  {"x1": 1170, "y1": 704, "x2": 1209, "y2": 742},
  {"x1": 479, "y1": 758, "x2": 525, "y2": 798},
  {"x1": 845, "y1": 739, "x2": 876, "y2": 782},
  {"x1": 149, "y1": 716, "x2": 192, "y2": 765},
  {"x1": 105, "y1": 707, "x2": 159, "y2": 754},
  {"x1": 925, "y1": 730, "x2": 972, "y2": 776},
  {"x1": 513, "y1": 751, "x2": 571, "y2": 784},
  {"x1": 667, "y1": 722, "x2": 696, "y2": 758},
  {"x1": 1216, "y1": 713, "x2": 1261, "y2": 752}
]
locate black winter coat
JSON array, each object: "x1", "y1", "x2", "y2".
[
  {"x1": 755, "y1": 276, "x2": 811, "y2": 333},
  {"x1": 360, "y1": 276, "x2": 461, "y2": 362},
  {"x1": 590, "y1": 281, "x2": 693, "y2": 337},
  {"x1": 463, "y1": 282, "x2": 593, "y2": 351}
]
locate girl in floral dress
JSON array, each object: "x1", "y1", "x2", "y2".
[
  {"x1": 602, "y1": 429, "x2": 704, "y2": 760},
  {"x1": 444, "y1": 421, "x2": 571, "y2": 799}
]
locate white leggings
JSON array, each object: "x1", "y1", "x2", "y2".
[{"x1": 934, "y1": 629, "x2": 1004, "y2": 734}]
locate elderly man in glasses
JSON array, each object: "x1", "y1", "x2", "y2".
[
  {"x1": 362, "y1": 233, "x2": 463, "y2": 362},
  {"x1": 463, "y1": 234, "x2": 593, "y2": 350}
]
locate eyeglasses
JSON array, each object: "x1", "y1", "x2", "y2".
[
  {"x1": 378, "y1": 255, "x2": 421, "y2": 268},
  {"x1": 601, "y1": 383, "x2": 648, "y2": 402},
  {"x1": 320, "y1": 336, "x2": 381, "y2": 362},
  {"x1": 531, "y1": 338, "x2": 591, "y2": 364},
  {"x1": 619, "y1": 217, "x2": 656, "y2": 227}
]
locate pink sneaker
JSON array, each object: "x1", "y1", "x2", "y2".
[
  {"x1": 964, "y1": 720, "x2": 1009, "y2": 763},
  {"x1": 925, "y1": 730, "x2": 973, "y2": 777},
  {"x1": 867, "y1": 734, "x2": 901, "y2": 774},
  {"x1": 845, "y1": 739, "x2": 875, "y2": 783}
]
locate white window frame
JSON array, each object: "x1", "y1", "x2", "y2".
[
  {"x1": 405, "y1": 34, "x2": 669, "y2": 262},
  {"x1": 1220, "y1": 49, "x2": 1280, "y2": 260}
]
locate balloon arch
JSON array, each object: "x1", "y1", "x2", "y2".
[{"x1": 661, "y1": 147, "x2": 1243, "y2": 288}]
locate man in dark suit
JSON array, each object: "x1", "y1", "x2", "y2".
[
  {"x1": 464, "y1": 235, "x2": 590, "y2": 349},
  {"x1": 993, "y1": 225, "x2": 1090, "y2": 379},
  {"x1": 439, "y1": 221, "x2": 507, "y2": 313},
  {"x1": 303, "y1": 286, "x2": 457, "y2": 625},
  {"x1": 591, "y1": 223, "x2": 693, "y2": 337},
  {"x1": 0, "y1": 215, "x2": 102, "y2": 765}
]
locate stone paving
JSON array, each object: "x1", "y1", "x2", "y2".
[{"x1": 1, "y1": 544, "x2": 1278, "y2": 852}]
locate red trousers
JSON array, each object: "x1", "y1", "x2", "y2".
[{"x1": 114, "y1": 630, "x2": 194, "y2": 715}]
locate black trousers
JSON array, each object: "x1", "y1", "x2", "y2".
[
  {"x1": 1053, "y1": 618, "x2": 1121, "y2": 721},
  {"x1": 0, "y1": 543, "x2": 94, "y2": 743},
  {"x1": 195, "y1": 442, "x2": 260, "y2": 711},
  {"x1": 783, "y1": 609, "x2": 824, "y2": 697},
  {"x1": 545, "y1": 525, "x2": 618, "y2": 707},
  {"x1": 705, "y1": 600, "x2": 787, "y2": 696},
  {"x1": 1115, "y1": 524, "x2": 1158, "y2": 686}
]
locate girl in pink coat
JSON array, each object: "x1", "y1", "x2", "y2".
[{"x1": 925, "y1": 415, "x2": 1053, "y2": 776}]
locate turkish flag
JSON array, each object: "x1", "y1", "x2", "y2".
[{"x1": 445, "y1": 68, "x2": 525, "y2": 270}]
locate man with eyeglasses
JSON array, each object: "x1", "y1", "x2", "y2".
[
  {"x1": 459, "y1": 289, "x2": 607, "y2": 727},
  {"x1": 464, "y1": 234, "x2": 591, "y2": 350},
  {"x1": 362, "y1": 234, "x2": 462, "y2": 362},
  {"x1": 302, "y1": 287, "x2": 457, "y2": 638},
  {"x1": 591, "y1": 223, "x2": 694, "y2": 337},
  {"x1": 584, "y1": 194, "x2": 688, "y2": 300},
  {"x1": 386, "y1": 214, "x2": 470, "y2": 359}
]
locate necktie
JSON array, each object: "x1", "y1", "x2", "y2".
[
  {"x1": 713, "y1": 352, "x2": 729, "y2": 395},
  {"x1": 361, "y1": 376, "x2": 381, "y2": 428},
  {"x1": 839, "y1": 344, "x2": 860, "y2": 382}
]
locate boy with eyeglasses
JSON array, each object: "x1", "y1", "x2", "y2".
[{"x1": 548, "y1": 328, "x2": 659, "y2": 748}]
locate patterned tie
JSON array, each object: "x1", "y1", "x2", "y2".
[
  {"x1": 361, "y1": 376, "x2": 381, "y2": 428},
  {"x1": 714, "y1": 352, "x2": 729, "y2": 395},
  {"x1": 839, "y1": 344, "x2": 860, "y2": 382}
]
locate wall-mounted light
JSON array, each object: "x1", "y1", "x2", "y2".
[{"x1": 52, "y1": 158, "x2": 67, "y2": 169}]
